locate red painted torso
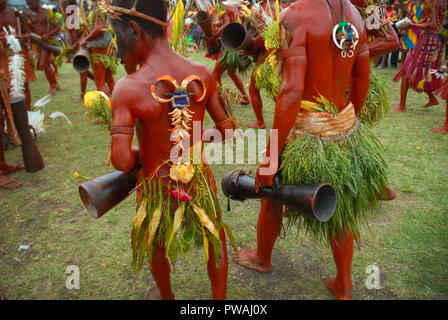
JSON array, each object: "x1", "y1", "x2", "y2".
[
  {"x1": 26, "y1": 7, "x2": 50, "y2": 36},
  {"x1": 282, "y1": 0, "x2": 366, "y2": 110}
]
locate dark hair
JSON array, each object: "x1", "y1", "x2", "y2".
[{"x1": 111, "y1": 0, "x2": 167, "y2": 38}]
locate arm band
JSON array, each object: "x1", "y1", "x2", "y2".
[{"x1": 110, "y1": 126, "x2": 134, "y2": 136}]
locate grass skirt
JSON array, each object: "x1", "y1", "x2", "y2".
[
  {"x1": 359, "y1": 69, "x2": 389, "y2": 126},
  {"x1": 393, "y1": 31, "x2": 444, "y2": 93},
  {"x1": 219, "y1": 49, "x2": 253, "y2": 74},
  {"x1": 91, "y1": 53, "x2": 121, "y2": 75},
  {"x1": 281, "y1": 120, "x2": 388, "y2": 242},
  {"x1": 132, "y1": 165, "x2": 233, "y2": 271}
]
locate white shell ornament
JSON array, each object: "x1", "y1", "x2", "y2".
[{"x1": 332, "y1": 22, "x2": 359, "y2": 58}]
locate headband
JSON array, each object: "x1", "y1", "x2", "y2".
[{"x1": 98, "y1": 0, "x2": 169, "y2": 29}]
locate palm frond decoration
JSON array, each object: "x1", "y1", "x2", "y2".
[{"x1": 171, "y1": 0, "x2": 185, "y2": 52}]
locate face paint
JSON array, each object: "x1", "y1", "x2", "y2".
[{"x1": 111, "y1": 20, "x2": 137, "y2": 66}]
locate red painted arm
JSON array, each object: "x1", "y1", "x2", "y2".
[
  {"x1": 368, "y1": 23, "x2": 400, "y2": 58},
  {"x1": 80, "y1": 17, "x2": 106, "y2": 45},
  {"x1": 351, "y1": 43, "x2": 371, "y2": 115},
  {"x1": 204, "y1": 72, "x2": 235, "y2": 140},
  {"x1": 256, "y1": 19, "x2": 307, "y2": 188},
  {"x1": 110, "y1": 79, "x2": 137, "y2": 172}
]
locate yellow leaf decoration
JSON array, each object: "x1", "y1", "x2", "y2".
[
  {"x1": 192, "y1": 203, "x2": 219, "y2": 240},
  {"x1": 171, "y1": 0, "x2": 185, "y2": 51},
  {"x1": 202, "y1": 225, "x2": 209, "y2": 262},
  {"x1": 71, "y1": 171, "x2": 92, "y2": 181},
  {"x1": 166, "y1": 202, "x2": 185, "y2": 257},
  {"x1": 133, "y1": 199, "x2": 147, "y2": 229},
  {"x1": 145, "y1": 205, "x2": 162, "y2": 252}
]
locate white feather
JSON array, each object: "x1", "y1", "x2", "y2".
[
  {"x1": 9, "y1": 54, "x2": 25, "y2": 98},
  {"x1": 33, "y1": 94, "x2": 52, "y2": 109},
  {"x1": 3, "y1": 26, "x2": 21, "y2": 53},
  {"x1": 222, "y1": 0, "x2": 248, "y2": 6},
  {"x1": 28, "y1": 111, "x2": 46, "y2": 134},
  {"x1": 49, "y1": 112, "x2": 73, "y2": 127},
  {"x1": 3, "y1": 27, "x2": 25, "y2": 98}
]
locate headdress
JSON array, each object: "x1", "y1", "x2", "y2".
[{"x1": 98, "y1": 0, "x2": 169, "y2": 29}]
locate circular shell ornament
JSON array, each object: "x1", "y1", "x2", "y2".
[
  {"x1": 181, "y1": 75, "x2": 207, "y2": 102},
  {"x1": 332, "y1": 22, "x2": 359, "y2": 58},
  {"x1": 150, "y1": 75, "x2": 179, "y2": 103}
]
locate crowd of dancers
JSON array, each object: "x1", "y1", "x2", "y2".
[{"x1": 1, "y1": 0, "x2": 447, "y2": 300}]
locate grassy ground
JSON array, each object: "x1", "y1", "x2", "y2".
[{"x1": 0, "y1": 52, "x2": 447, "y2": 300}]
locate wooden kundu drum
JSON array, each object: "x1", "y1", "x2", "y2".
[
  {"x1": 222, "y1": 171, "x2": 337, "y2": 222},
  {"x1": 79, "y1": 165, "x2": 140, "y2": 218},
  {"x1": 195, "y1": 11, "x2": 222, "y2": 56},
  {"x1": 221, "y1": 22, "x2": 255, "y2": 52},
  {"x1": 1, "y1": 96, "x2": 44, "y2": 173}
]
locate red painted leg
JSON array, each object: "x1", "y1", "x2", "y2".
[
  {"x1": 91, "y1": 62, "x2": 110, "y2": 96},
  {"x1": 391, "y1": 78, "x2": 408, "y2": 112},
  {"x1": 106, "y1": 70, "x2": 115, "y2": 95},
  {"x1": 421, "y1": 91, "x2": 439, "y2": 109},
  {"x1": 246, "y1": 73, "x2": 266, "y2": 129},
  {"x1": 40, "y1": 51, "x2": 60, "y2": 95},
  {"x1": 76, "y1": 72, "x2": 88, "y2": 103},
  {"x1": 234, "y1": 199, "x2": 282, "y2": 272},
  {"x1": 322, "y1": 227, "x2": 354, "y2": 300},
  {"x1": 207, "y1": 227, "x2": 228, "y2": 300},
  {"x1": 212, "y1": 60, "x2": 226, "y2": 87},
  {"x1": 430, "y1": 101, "x2": 448, "y2": 134},
  {"x1": 147, "y1": 243, "x2": 175, "y2": 300},
  {"x1": 227, "y1": 70, "x2": 250, "y2": 104}
]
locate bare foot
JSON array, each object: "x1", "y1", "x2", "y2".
[
  {"x1": 380, "y1": 186, "x2": 397, "y2": 201},
  {"x1": 241, "y1": 95, "x2": 251, "y2": 105},
  {"x1": 233, "y1": 248, "x2": 272, "y2": 272},
  {"x1": 48, "y1": 87, "x2": 57, "y2": 95},
  {"x1": 430, "y1": 126, "x2": 448, "y2": 134},
  {"x1": 421, "y1": 99, "x2": 439, "y2": 109},
  {"x1": 75, "y1": 95, "x2": 84, "y2": 103},
  {"x1": 321, "y1": 276, "x2": 352, "y2": 300},
  {"x1": 246, "y1": 121, "x2": 266, "y2": 129},
  {"x1": 391, "y1": 105, "x2": 406, "y2": 112},
  {"x1": 145, "y1": 286, "x2": 174, "y2": 300},
  {"x1": 0, "y1": 162, "x2": 24, "y2": 175},
  {"x1": 0, "y1": 175, "x2": 22, "y2": 189}
]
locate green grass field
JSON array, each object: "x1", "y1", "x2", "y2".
[{"x1": 0, "y1": 52, "x2": 447, "y2": 300}]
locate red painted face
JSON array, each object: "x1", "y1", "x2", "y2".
[{"x1": 110, "y1": 19, "x2": 140, "y2": 68}]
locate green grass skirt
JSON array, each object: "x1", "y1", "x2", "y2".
[
  {"x1": 91, "y1": 53, "x2": 121, "y2": 75},
  {"x1": 358, "y1": 69, "x2": 390, "y2": 126},
  {"x1": 219, "y1": 49, "x2": 253, "y2": 74},
  {"x1": 132, "y1": 168, "x2": 234, "y2": 271},
  {"x1": 281, "y1": 121, "x2": 388, "y2": 242}
]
